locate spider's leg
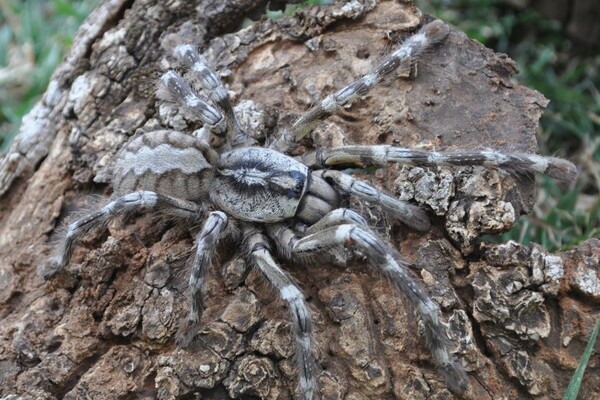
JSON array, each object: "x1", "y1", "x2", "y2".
[
  {"x1": 317, "y1": 169, "x2": 431, "y2": 231},
  {"x1": 159, "y1": 70, "x2": 227, "y2": 138},
  {"x1": 246, "y1": 230, "x2": 316, "y2": 400},
  {"x1": 305, "y1": 145, "x2": 578, "y2": 183},
  {"x1": 268, "y1": 210, "x2": 368, "y2": 262},
  {"x1": 285, "y1": 222, "x2": 468, "y2": 393},
  {"x1": 305, "y1": 208, "x2": 368, "y2": 234},
  {"x1": 40, "y1": 191, "x2": 202, "y2": 278},
  {"x1": 271, "y1": 20, "x2": 449, "y2": 153},
  {"x1": 178, "y1": 211, "x2": 228, "y2": 347},
  {"x1": 172, "y1": 45, "x2": 247, "y2": 145}
]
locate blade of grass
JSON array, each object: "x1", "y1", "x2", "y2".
[{"x1": 563, "y1": 318, "x2": 600, "y2": 400}]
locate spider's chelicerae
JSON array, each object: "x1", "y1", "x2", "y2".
[{"x1": 43, "y1": 20, "x2": 576, "y2": 399}]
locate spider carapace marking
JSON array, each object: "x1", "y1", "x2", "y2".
[
  {"x1": 42, "y1": 20, "x2": 576, "y2": 399},
  {"x1": 214, "y1": 147, "x2": 311, "y2": 222}
]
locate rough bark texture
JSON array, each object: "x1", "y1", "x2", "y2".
[{"x1": 0, "y1": 1, "x2": 598, "y2": 399}]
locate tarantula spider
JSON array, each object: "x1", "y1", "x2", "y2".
[{"x1": 42, "y1": 20, "x2": 576, "y2": 399}]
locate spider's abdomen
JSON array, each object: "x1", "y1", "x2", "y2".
[
  {"x1": 112, "y1": 130, "x2": 210, "y2": 201},
  {"x1": 211, "y1": 147, "x2": 309, "y2": 222}
]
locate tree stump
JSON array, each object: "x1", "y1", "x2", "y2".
[{"x1": 0, "y1": 1, "x2": 598, "y2": 399}]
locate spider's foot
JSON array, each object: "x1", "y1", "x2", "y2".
[
  {"x1": 404, "y1": 205, "x2": 431, "y2": 232},
  {"x1": 543, "y1": 156, "x2": 578, "y2": 184},
  {"x1": 440, "y1": 359, "x2": 469, "y2": 394},
  {"x1": 37, "y1": 258, "x2": 63, "y2": 280},
  {"x1": 176, "y1": 317, "x2": 201, "y2": 347},
  {"x1": 422, "y1": 19, "x2": 451, "y2": 45}
]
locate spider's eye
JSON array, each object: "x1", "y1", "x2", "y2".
[
  {"x1": 267, "y1": 170, "x2": 306, "y2": 199},
  {"x1": 289, "y1": 171, "x2": 306, "y2": 195},
  {"x1": 271, "y1": 170, "x2": 305, "y2": 199}
]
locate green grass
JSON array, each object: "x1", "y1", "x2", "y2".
[
  {"x1": 417, "y1": 0, "x2": 600, "y2": 251},
  {"x1": 0, "y1": 0, "x2": 99, "y2": 152},
  {"x1": 563, "y1": 318, "x2": 600, "y2": 400}
]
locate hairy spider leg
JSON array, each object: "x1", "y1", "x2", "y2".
[
  {"x1": 304, "y1": 145, "x2": 578, "y2": 184},
  {"x1": 172, "y1": 44, "x2": 247, "y2": 145},
  {"x1": 268, "y1": 209, "x2": 369, "y2": 262},
  {"x1": 41, "y1": 191, "x2": 202, "y2": 278},
  {"x1": 272, "y1": 220, "x2": 468, "y2": 393},
  {"x1": 158, "y1": 70, "x2": 227, "y2": 137},
  {"x1": 178, "y1": 211, "x2": 229, "y2": 346},
  {"x1": 305, "y1": 208, "x2": 369, "y2": 234},
  {"x1": 247, "y1": 230, "x2": 316, "y2": 400},
  {"x1": 271, "y1": 20, "x2": 450, "y2": 153},
  {"x1": 316, "y1": 169, "x2": 431, "y2": 231}
]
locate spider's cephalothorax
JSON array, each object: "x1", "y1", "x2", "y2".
[
  {"x1": 43, "y1": 20, "x2": 576, "y2": 399},
  {"x1": 212, "y1": 147, "x2": 312, "y2": 222}
]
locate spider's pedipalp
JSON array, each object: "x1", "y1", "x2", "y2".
[
  {"x1": 319, "y1": 169, "x2": 431, "y2": 231},
  {"x1": 310, "y1": 145, "x2": 578, "y2": 184},
  {"x1": 271, "y1": 20, "x2": 450, "y2": 153},
  {"x1": 289, "y1": 222, "x2": 468, "y2": 392},
  {"x1": 158, "y1": 70, "x2": 227, "y2": 136},
  {"x1": 266, "y1": 209, "x2": 369, "y2": 265},
  {"x1": 247, "y1": 230, "x2": 316, "y2": 400},
  {"x1": 178, "y1": 211, "x2": 228, "y2": 347},
  {"x1": 172, "y1": 45, "x2": 247, "y2": 144},
  {"x1": 305, "y1": 208, "x2": 368, "y2": 234},
  {"x1": 40, "y1": 191, "x2": 201, "y2": 279}
]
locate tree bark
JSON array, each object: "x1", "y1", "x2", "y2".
[{"x1": 0, "y1": 1, "x2": 598, "y2": 399}]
